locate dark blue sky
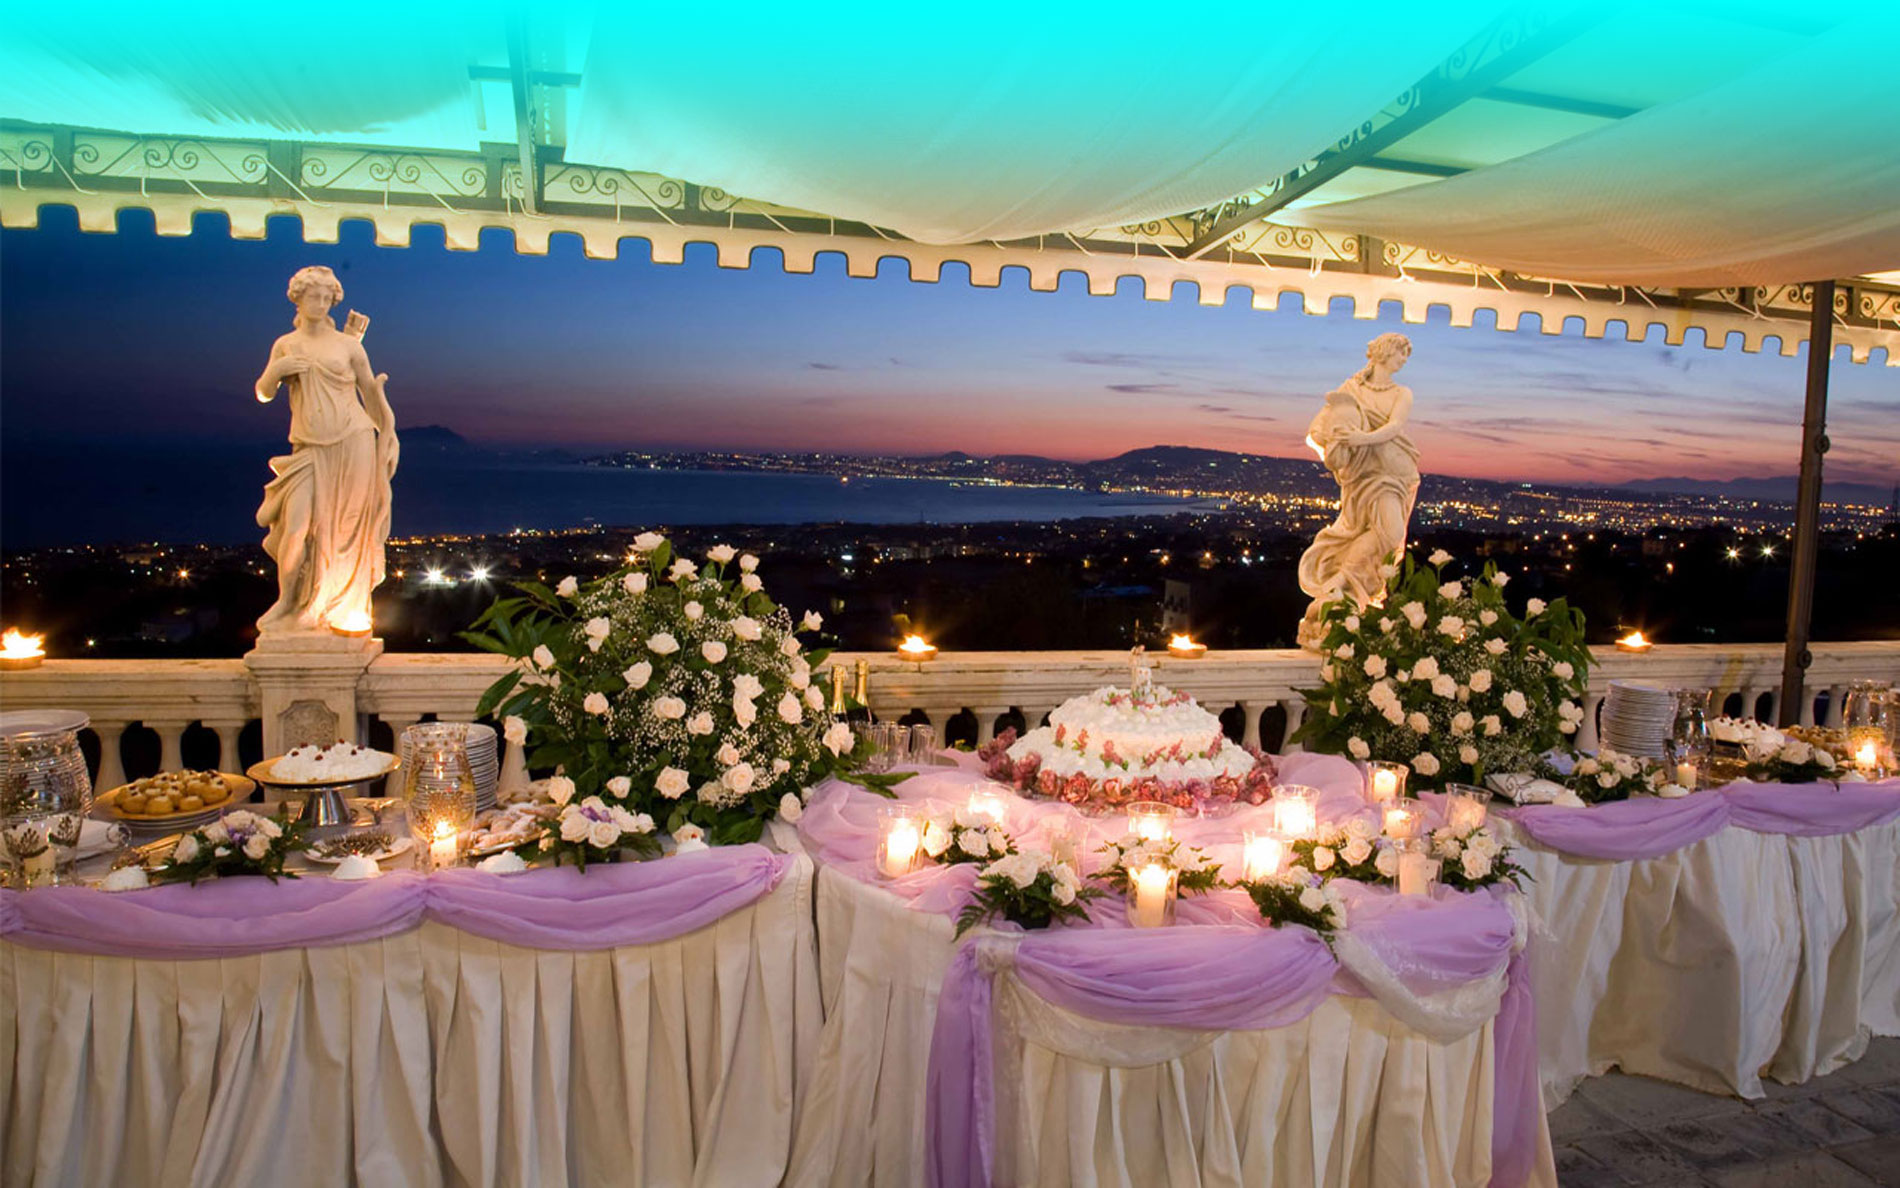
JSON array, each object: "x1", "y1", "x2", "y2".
[{"x1": 3, "y1": 206, "x2": 1894, "y2": 486}]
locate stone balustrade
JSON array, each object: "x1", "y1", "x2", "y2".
[{"x1": 2, "y1": 642, "x2": 1894, "y2": 786}]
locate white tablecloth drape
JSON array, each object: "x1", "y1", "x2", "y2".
[
  {"x1": 1507, "y1": 818, "x2": 1900, "y2": 1104},
  {"x1": 786, "y1": 864, "x2": 1552, "y2": 1188},
  {"x1": 0, "y1": 855, "x2": 819, "y2": 1188}
]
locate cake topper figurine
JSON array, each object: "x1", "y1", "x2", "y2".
[
  {"x1": 1296, "y1": 332, "x2": 1420, "y2": 650},
  {"x1": 1128, "y1": 644, "x2": 1156, "y2": 703},
  {"x1": 252, "y1": 266, "x2": 399, "y2": 636}
]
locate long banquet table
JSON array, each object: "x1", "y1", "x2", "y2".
[
  {"x1": 785, "y1": 755, "x2": 1557, "y2": 1188},
  {"x1": 0, "y1": 846, "x2": 819, "y2": 1188},
  {"x1": 1497, "y1": 775, "x2": 1900, "y2": 1104}
]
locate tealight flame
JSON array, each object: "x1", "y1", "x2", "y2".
[
  {"x1": 899, "y1": 635, "x2": 935, "y2": 656},
  {"x1": 433, "y1": 819, "x2": 456, "y2": 842},
  {"x1": 1170, "y1": 634, "x2": 1196, "y2": 649},
  {"x1": 1, "y1": 628, "x2": 45, "y2": 659},
  {"x1": 1616, "y1": 630, "x2": 1652, "y2": 652}
]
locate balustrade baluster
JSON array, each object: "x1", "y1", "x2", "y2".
[
  {"x1": 1823, "y1": 685, "x2": 1845, "y2": 728},
  {"x1": 1240, "y1": 701, "x2": 1263, "y2": 750},
  {"x1": 209, "y1": 721, "x2": 246, "y2": 772},
  {"x1": 974, "y1": 707, "x2": 1009, "y2": 747},
  {"x1": 91, "y1": 720, "x2": 128, "y2": 790},
  {"x1": 150, "y1": 719, "x2": 190, "y2": 774},
  {"x1": 1742, "y1": 687, "x2": 1768, "y2": 722},
  {"x1": 1281, "y1": 701, "x2": 1306, "y2": 754}
]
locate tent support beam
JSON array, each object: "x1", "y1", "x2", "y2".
[
  {"x1": 1778, "y1": 279, "x2": 1835, "y2": 727},
  {"x1": 504, "y1": 12, "x2": 542, "y2": 216}
]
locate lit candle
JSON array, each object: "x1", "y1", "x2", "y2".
[
  {"x1": 879, "y1": 808, "x2": 922, "y2": 878},
  {"x1": 1167, "y1": 634, "x2": 1207, "y2": 660},
  {"x1": 1272, "y1": 787, "x2": 1319, "y2": 840},
  {"x1": 1129, "y1": 862, "x2": 1175, "y2": 928},
  {"x1": 1126, "y1": 801, "x2": 1175, "y2": 842},
  {"x1": 1383, "y1": 804, "x2": 1421, "y2": 841},
  {"x1": 1366, "y1": 761, "x2": 1407, "y2": 805},
  {"x1": 0, "y1": 627, "x2": 46, "y2": 670},
  {"x1": 1855, "y1": 740, "x2": 1881, "y2": 774},
  {"x1": 1675, "y1": 760, "x2": 1699, "y2": 790},
  {"x1": 1397, "y1": 849, "x2": 1436, "y2": 897},
  {"x1": 1241, "y1": 831, "x2": 1284, "y2": 882},
  {"x1": 896, "y1": 635, "x2": 938, "y2": 662},
  {"x1": 1444, "y1": 785, "x2": 1492, "y2": 833},
  {"x1": 429, "y1": 819, "x2": 459, "y2": 871},
  {"x1": 1615, "y1": 630, "x2": 1653, "y2": 653},
  {"x1": 967, "y1": 789, "x2": 1008, "y2": 826}
]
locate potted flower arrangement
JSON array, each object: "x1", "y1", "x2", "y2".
[
  {"x1": 468, "y1": 534, "x2": 868, "y2": 845},
  {"x1": 1294, "y1": 549, "x2": 1591, "y2": 788}
]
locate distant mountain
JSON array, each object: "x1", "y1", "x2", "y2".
[
  {"x1": 397, "y1": 424, "x2": 472, "y2": 451},
  {"x1": 1617, "y1": 475, "x2": 1892, "y2": 508}
]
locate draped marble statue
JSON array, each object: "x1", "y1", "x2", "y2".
[
  {"x1": 1296, "y1": 333, "x2": 1420, "y2": 650},
  {"x1": 252, "y1": 266, "x2": 398, "y2": 635}
]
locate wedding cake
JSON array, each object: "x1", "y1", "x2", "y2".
[{"x1": 979, "y1": 684, "x2": 1276, "y2": 812}]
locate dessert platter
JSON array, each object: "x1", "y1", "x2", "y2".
[
  {"x1": 305, "y1": 829, "x2": 415, "y2": 865},
  {"x1": 979, "y1": 683, "x2": 1276, "y2": 813},
  {"x1": 97, "y1": 770, "x2": 255, "y2": 835},
  {"x1": 247, "y1": 741, "x2": 399, "y2": 831}
]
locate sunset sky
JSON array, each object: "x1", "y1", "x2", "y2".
[{"x1": 3, "y1": 207, "x2": 1895, "y2": 489}]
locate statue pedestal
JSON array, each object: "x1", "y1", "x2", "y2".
[{"x1": 244, "y1": 632, "x2": 383, "y2": 756}]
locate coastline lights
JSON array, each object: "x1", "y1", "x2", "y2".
[
  {"x1": 897, "y1": 634, "x2": 938, "y2": 663},
  {"x1": 1167, "y1": 633, "x2": 1208, "y2": 660},
  {"x1": 1615, "y1": 630, "x2": 1654, "y2": 653},
  {"x1": 1, "y1": 628, "x2": 46, "y2": 670}
]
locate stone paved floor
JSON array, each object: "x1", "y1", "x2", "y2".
[{"x1": 1548, "y1": 1036, "x2": 1900, "y2": 1186}]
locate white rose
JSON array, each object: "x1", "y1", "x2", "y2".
[
  {"x1": 651, "y1": 696, "x2": 686, "y2": 720},
  {"x1": 1502, "y1": 690, "x2": 1529, "y2": 718},
  {"x1": 701, "y1": 640, "x2": 728, "y2": 664},
  {"x1": 503, "y1": 715, "x2": 528, "y2": 745},
  {"x1": 548, "y1": 775, "x2": 576, "y2": 805},
  {"x1": 1469, "y1": 832, "x2": 1500, "y2": 859},
  {"x1": 1526, "y1": 598, "x2": 1547, "y2": 616},
  {"x1": 1597, "y1": 771, "x2": 1619, "y2": 789},
  {"x1": 1432, "y1": 674, "x2": 1458, "y2": 699},
  {"x1": 1380, "y1": 617, "x2": 1396, "y2": 634},
  {"x1": 1051, "y1": 881, "x2": 1076, "y2": 905},
  {"x1": 1334, "y1": 643, "x2": 1355, "y2": 660},
  {"x1": 1401, "y1": 602, "x2": 1427, "y2": 630},
  {"x1": 1462, "y1": 850, "x2": 1493, "y2": 880},
  {"x1": 647, "y1": 632, "x2": 680, "y2": 655},
  {"x1": 801, "y1": 610, "x2": 824, "y2": 631},
  {"x1": 257, "y1": 817, "x2": 283, "y2": 839},
  {"x1": 687, "y1": 712, "x2": 715, "y2": 736},
  {"x1": 624, "y1": 661, "x2": 653, "y2": 689},
  {"x1": 556, "y1": 576, "x2": 579, "y2": 598},
  {"x1": 1492, "y1": 571, "x2": 1511, "y2": 587},
  {"x1": 1552, "y1": 661, "x2": 1574, "y2": 681},
  {"x1": 1407, "y1": 711, "x2": 1431, "y2": 734},
  {"x1": 741, "y1": 574, "x2": 763, "y2": 592},
  {"x1": 780, "y1": 636, "x2": 802, "y2": 657},
  {"x1": 732, "y1": 674, "x2": 764, "y2": 700},
  {"x1": 583, "y1": 691, "x2": 610, "y2": 715},
  {"x1": 1299, "y1": 886, "x2": 1328, "y2": 912},
  {"x1": 772, "y1": 758, "x2": 791, "y2": 775},
  {"x1": 1482, "y1": 715, "x2": 1502, "y2": 737},
  {"x1": 1413, "y1": 751, "x2": 1441, "y2": 776},
  {"x1": 1485, "y1": 638, "x2": 1508, "y2": 655},
  {"x1": 1437, "y1": 616, "x2": 1464, "y2": 638},
  {"x1": 1479, "y1": 609, "x2": 1499, "y2": 626},
  {"x1": 1311, "y1": 846, "x2": 1336, "y2": 872},
  {"x1": 559, "y1": 807, "x2": 591, "y2": 843},
  {"x1": 1375, "y1": 848, "x2": 1400, "y2": 878},
  {"x1": 731, "y1": 616, "x2": 763, "y2": 641},
  {"x1": 733, "y1": 696, "x2": 758, "y2": 727},
  {"x1": 1342, "y1": 838, "x2": 1373, "y2": 866},
  {"x1": 683, "y1": 600, "x2": 704, "y2": 621},
  {"x1": 656, "y1": 767, "x2": 690, "y2": 799},
  {"x1": 623, "y1": 571, "x2": 648, "y2": 594},
  {"x1": 668, "y1": 558, "x2": 698, "y2": 582},
  {"x1": 740, "y1": 554, "x2": 759, "y2": 572},
  {"x1": 1413, "y1": 656, "x2": 1440, "y2": 681},
  {"x1": 955, "y1": 828, "x2": 985, "y2": 855},
  {"x1": 532, "y1": 645, "x2": 556, "y2": 670},
  {"x1": 716, "y1": 742, "x2": 741, "y2": 766},
  {"x1": 1348, "y1": 736, "x2": 1371, "y2": 760},
  {"x1": 766, "y1": 792, "x2": 798, "y2": 824},
  {"x1": 1343, "y1": 613, "x2": 1361, "y2": 630},
  {"x1": 921, "y1": 821, "x2": 952, "y2": 857},
  {"x1": 589, "y1": 819, "x2": 623, "y2": 849},
  {"x1": 1468, "y1": 669, "x2": 1493, "y2": 693},
  {"x1": 632, "y1": 532, "x2": 664, "y2": 551},
  {"x1": 607, "y1": 776, "x2": 632, "y2": 796},
  {"x1": 1817, "y1": 750, "x2": 1837, "y2": 771},
  {"x1": 1428, "y1": 549, "x2": 1452, "y2": 566},
  {"x1": 1451, "y1": 711, "x2": 1474, "y2": 735},
  {"x1": 1439, "y1": 581, "x2": 1463, "y2": 601},
  {"x1": 823, "y1": 721, "x2": 854, "y2": 756},
  {"x1": 173, "y1": 835, "x2": 201, "y2": 863},
  {"x1": 1363, "y1": 655, "x2": 1388, "y2": 679},
  {"x1": 707, "y1": 544, "x2": 737, "y2": 564},
  {"x1": 806, "y1": 686, "x2": 826, "y2": 711},
  {"x1": 723, "y1": 763, "x2": 756, "y2": 794},
  {"x1": 584, "y1": 616, "x2": 611, "y2": 644},
  {"x1": 1383, "y1": 702, "x2": 1408, "y2": 727},
  {"x1": 204, "y1": 821, "x2": 230, "y2": 844},
  {"x1": 243, "y1": 833, "x2": 272, "y2": 860},
  {"x1": 1459, "y1": 744, "x2": 1479, "y2": 765},
  {"x1": 777, "y1": 693, "x2": 804, "y2": 724}
]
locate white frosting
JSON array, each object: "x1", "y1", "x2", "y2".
[
  {"x1": 100, "y1": 866, "x2": 150, "y2": 892},
  {"x1": 330, "y1": 854, "x2": 381, "y2": 880},
  {"x1": 477, "y1": 850, "x2": 529, "y2": 875},
  {"x1": 1007, "y1": 685, "x2": 1257, "y2": 783},
  {"x1": 273, "y1": 743, "x2": 392, "y2": 782}
]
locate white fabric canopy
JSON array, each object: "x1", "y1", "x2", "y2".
[{"x1": 1285, "y1": 18, "x2": 1900, "y2": 287}]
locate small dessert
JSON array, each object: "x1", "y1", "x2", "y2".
[
  {"x1": 477, "y1": 850, "x2": 528, "y2": 875},
  {"x1": 120, "y1": 792, "x2": 148, "y2": 814},
  {"x1": 145, "y1": 794, "x2": 176, "y2": 815},
  {"x1": 271, "y1": 742, "x2": 394, "y2": 783},
  {"x1": 330, "y1": 854, "x2": 380, "y2": 881},
  {"x1": 100, "y1": 866, "x2": 151, "y2": 892}
]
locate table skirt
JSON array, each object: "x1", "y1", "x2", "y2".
[
  {"x1": 0, "y1": 857, "x2": 819, "y2": 1188},
  {"x1": 788, "y1": 864, "x2": 1548, "y2": 1188},
  {"x1": 1510, "y1": 817, "x2": 1900, "y2": 1104}
]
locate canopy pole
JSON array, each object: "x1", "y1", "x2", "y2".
[{"x1": 1777, "y1": 280, "x2": 1835, "y2": 727}]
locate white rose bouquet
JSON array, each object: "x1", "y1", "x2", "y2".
[
  {"x1": 1294, "y1": 549, "x2": 1591, "y2": 788},
  {"x1": 954, "y1": 850, "x2": 1099, "y2": 937},
  {"x1": 1093, "y1": 834, "x2": 1225, "y2": 895},
  {"x1": 1425, "y1": 819, "x2": 1525, "y2": 891},
  {"x1": 920, "y1": 806, "x2": 1018, "y2": 867},
  {"x1": 469, "y1": 535, "x2": 869, "y2": 845},
  {"x1": 1534, "y1": 748, "x2": 1668, "y2": 804},
  {"x1": 151, "y1": 810, "x2": 306, "y2": 885},
  {"x1": 1240, "y1": 870, "x2": 1343, "y2": 938}
]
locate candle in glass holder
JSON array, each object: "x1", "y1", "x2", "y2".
[
  {"x1": 878, "y1": 806, "x2": 923, "y2": 878},
  {"x1": 1128, "y1": 861, "x2": 1177, "y2": 928},
  {"x1": 1126, "y1": 801, "x2": 1175, "y2": 842},
  {"x1": 1241, "y1": 830, "x2": 1284, "y2": 882},
  {"x1": 1383, "y1": 803, "x2": 1422, "y2": 841},
  {"x1": 428, "y1": 819, "x2": 460, "y2": 871},
  {"x1": 967, "y1": 788, "x2": 1008, "y2": 826},
  {"x1": 1444, "y1": 785, "x2": 1493, "y2": 833},
  {"x1": 1674, "y1": 760, "x2": 1700, "y2": 790},
  {"x1": 1271, "y1": 786, "x2": 1319, "y2": 840},
  {"x1": 1366, "y1": 761, "x2": 1407, "y2": 805},
  {"x1": 1849, "y1": 730, "x2": 1884, "y2": 775},
  {"x1": 1397, "y1": 844, "x2": 1437, "y2": 897}
]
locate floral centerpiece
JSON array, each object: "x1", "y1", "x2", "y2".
[
  {"x1": 1711, "y1": 718, "x2": 1846, "y2": 783},
  {"x1": 955, "y1": 850, "x2": 1097, "y2": 936},
  {"x1": 1425, "y1": 818, "x2": 1524, "y2": 891},
  {"x1": 152, "y1": 810, "x2": 306, "y2": 885},
  {"x1": 1241, "y1": 872, "x2": 1343, "y2": 937},
  {"x1": 469, "y1": 534, "x2": 867, "y2": 845},
  {"x1": 1289, "y1": 816, "x2": 1396, "y2": 885},
  {"x1": 1532, "y1": 748, "x2": 1671, "y2": 804},
  {"x1": 540, "y1": 781, "x2": 661, "y2": 868},
  {"x1": 1094, "y1": 835, "x2": 1224, "y2": 895},
  {"x1": 920, "y1": 806, "x2": 1016, "y2": 866},
  {"x1": 1294, "y1": 549, "x2": 1591, "y2": 788}
]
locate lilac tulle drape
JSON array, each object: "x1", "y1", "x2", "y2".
[
  {"x1": 0, "y1": 845, "x2": 791, "y2": 959},
  {"x1": 1501, "y1": 778, "x2": 1900, "y2": 861}
]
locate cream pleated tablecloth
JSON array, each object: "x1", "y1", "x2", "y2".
[
  {"x1": 1505, "y1": 813, "x2": 1900, "y2": 1104},
  {"x1": 0, "y1": 854, "x2": 819, "y2": 1188}
]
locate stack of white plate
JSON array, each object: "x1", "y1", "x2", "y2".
[
  {"x1": 398, "y1": 724, "x2": 500, "y2": 812},
  {"x1": 1601, "y1": 681, "x2": 1677, "y2": 758}
]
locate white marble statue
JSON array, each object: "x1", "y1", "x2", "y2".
[
  {"x1": 252, "y1": 266, "x2": 398, "y2": 635},
  {"x1": 1296, "y1": 332, "x2": 1420, "y2": 649}
]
